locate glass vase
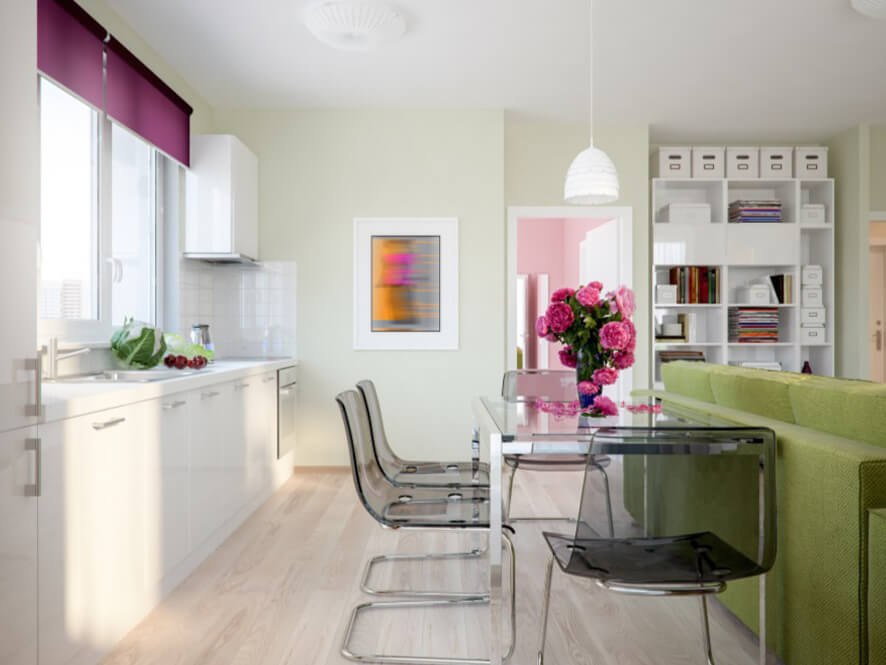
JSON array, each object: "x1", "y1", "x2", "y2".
[{"x1": 575, "y1": 348, "x2": 599, "y2": 409}]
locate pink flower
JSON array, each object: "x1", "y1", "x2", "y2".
[
  {"x1": 535, "y1": 315, "x2": 550, "y2": 338},
  {"x1": 577, "y1": 381, "x2": 599, "y2": 396},
  {"x1": 600, "y1": 321, "x2": 631, "y2": 351},
  {"x1": 558, "y1": 347, "x2": 578, "y2": 368},
  {"x1": 592, "y1": 395, "x2": 618, "y2": 417},
  {"x1": 588, "y1": 281, "x2": 603, "y2": 290},
  {"x1": 592, "y1": 367, "x2": 619, "y2": 386},
  {"x1": 551, "y1": 288, "x2": 575, "y2": 303},
  {"x1": 546, "y1": 333, "x2": 559, "y2": 342},
  {"x1": 546, "y1": 302, "x2": 575, "y2": 333},
  {"x1": 623, "y1": 318, "x2": 637, "y2": 352},
  {"x1": 575, "y1": 285, "x2": 600, "y2": 308},
  {"x1": 612, "y1": 350, "x2": 635, "y2": 370},
  {"x1": 615, "y1": 286, "x2": 636, "y2": 318}
]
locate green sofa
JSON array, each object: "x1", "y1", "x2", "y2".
[{"x1": 646, "y1": 361, "x2": 886, "y2": 665}]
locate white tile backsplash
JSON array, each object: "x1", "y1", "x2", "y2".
[{"x1": 178, "y1": 259, "x2": 296, "y2": 359}]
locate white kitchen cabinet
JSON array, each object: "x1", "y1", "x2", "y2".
[
  {"x1": 142, "y1": 393, "x2": 192, "y2": 590},
  {"x1": 0, "y1": 425, "x2": 38, "y2": 665},
  {"x1": 184, "y1": 134, "x2": 259, "y2": 262},
  {"x1": 39, "y1": 405, "x2": 146, "y2": 665},
  {"x1": 245, "y1": 372, "x2": 278, "y2": 499}
]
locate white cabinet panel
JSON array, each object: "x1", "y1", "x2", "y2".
[
  {"x1": 142, "y1": 394, "x2": 191, "y2": 590},
  {"x1": 245, "y1": 372, "x2": 277, "y2": 500},
  {"x1": 0, "y1": 426, "x2": 38, "y2": 665},
  {"x1": 190, "y1": 383, "x2": 234, "y2": 547},
  {"x1": 39, "y1": 406, "x2": 145, "y2": 665},
  {"x1": 726, "y1": 225, "x2": 799, "y2": 266},
  {"x1": 653, "y1": 224, "x2": 726, "y2": 266}
]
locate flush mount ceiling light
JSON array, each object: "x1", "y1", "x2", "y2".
[
  {"x1": 304, "y1": 1, "x2": 406, "y2": 51},
  {"x1": 564, "y1": 0, "x2": 619, "y2": 205},
  {"x1": 852, "y1": 0, "x2": 886, "y2": 17}
]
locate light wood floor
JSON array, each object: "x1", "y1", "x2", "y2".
[{"x1": 101, "y1": 468, "x2": 765, "y2": 665}]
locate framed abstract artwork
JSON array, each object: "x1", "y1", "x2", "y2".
[{"x1": 353, "y1": 217, "x2": 459, "y2": 350}]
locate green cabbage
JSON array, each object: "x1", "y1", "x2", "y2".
[
  {"x1": 110, "y1": 318, "x2": 167, "y2": 369},
  {"x1": 164, "y1": 333, "x2": 214, "y2": 361}
]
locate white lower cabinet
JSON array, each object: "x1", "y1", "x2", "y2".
[
  {"x1": 39, "y1": 405, "x2": 146, "y2": 665},
  {"x1": 37, "y1": 370, "x2": 283, "y2": 665}
]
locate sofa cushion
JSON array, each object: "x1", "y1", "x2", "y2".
[
  {"x1": 708, "y1": 364, "x2": 809, "y2": 424},
  {"x1": 660, "y1": 361, "x2": 716, "y2": 403},
  {"x1": 789, "y1": 378, "x2": 886, "y2": 450}
]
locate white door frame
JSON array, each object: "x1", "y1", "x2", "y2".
[{"x1": 506, "y1": 205, "x2": 634, "y2": 400}]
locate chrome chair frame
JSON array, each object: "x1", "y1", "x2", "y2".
[{"x1": 337, "y1": 390, "x2": 518, "y2": 664}]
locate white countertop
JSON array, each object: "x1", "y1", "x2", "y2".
[{"x1": 42, "y1": 358, "x2": 296, "y2": 422}]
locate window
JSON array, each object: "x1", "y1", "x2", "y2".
[
  {"x1": 39, "y1": 77, "x2": 100, "y2": 321},
  {"x1": 39, "y1": 76, "x2": 177, "y2": 341}
]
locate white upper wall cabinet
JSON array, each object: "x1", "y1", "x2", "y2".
[{"x1": 185, "y1": 135, "x2": 259, "y2": 262}]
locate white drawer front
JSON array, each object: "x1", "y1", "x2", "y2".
[
  {"x1": 726, "y1": 225, "x2": 798, "y2": 265},
  {"x1": 654, "y1": 224, "x2": 726, "y2": 266}
]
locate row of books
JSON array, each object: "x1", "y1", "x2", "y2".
[
  {"x1": 667, "y1": 266, "x2": 721, "y2": 304},
  {"x1": 769, "y1": 273, "x2": 794, "y2": 304},
  {"x1": 659, "y1": 350, "x2": 706, "y2": 363},
  {"x1": 729, "y1": 199, "x2": 782, "y2": 223},
  {"x1": 729, "y1": 307, "x2": 779, "y2": 343}
]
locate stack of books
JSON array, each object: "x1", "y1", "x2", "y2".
[
  {"x1": 659, "y1": 350, "x2": 706, "y2": 363},
  {"x1": 667, "y1": 266, "x2": 720, "y2": 304},
  {"x1": 729, "y1": 200, "x2": 783, "y2": 223},
  {"x1": 729, "y1": 307, "x2": 779, "y2": 343}
]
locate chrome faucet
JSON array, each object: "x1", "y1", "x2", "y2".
[{"x1": 40, "y1": 337, "x2": 91, "y2": 379}]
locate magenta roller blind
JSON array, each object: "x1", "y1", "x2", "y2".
[
  {"x1": 37, "y1": 0, "x2": 105, "y2": 109},
  {"x1": 105, "y1": 38, "x2": 193, "y2": 166}
]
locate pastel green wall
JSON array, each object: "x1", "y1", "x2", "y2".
[
  {"x1": 505, "y1": 116, "x2": 651, "y2": 388},
  {"x1": 827, "y1": 125, "x2": 871, "y2": 379},
  {"x1": 213, "y1": 109, "x2": 507, "y2": 465},
  {"x1": 872, "y1": 126, "x2": 886, "y2": 213}
]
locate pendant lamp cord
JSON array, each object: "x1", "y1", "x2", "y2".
[{"x1": 588, "y1": 0, "x2": 594, "y2": 147}]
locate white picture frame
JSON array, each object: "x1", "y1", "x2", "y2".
[{"x1": 353, "y1": 217, "x2": 459, "y2": 350}]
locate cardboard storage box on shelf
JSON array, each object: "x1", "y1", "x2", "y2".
[
  {"x1": 662, "y1": 202, "x2": 711, "y2": 224},
  {"x1": 735, "y1": 284, "x2": 771, "y2": 305},
  {"x1": 799, "y1": 326, "x2": 826, "y2": 344},
  {"x1": 795, "y1": 146, "x2": 828, "y2": 178},
  {"x1": 760, "y1": 147, "x2": 793, "y2": 178},
  {"x1": 802, "y1": 265, "x2": 823, "y2": 285},
  {"x1": 801, "y1": 307, "x2": 826, "y2": 326},
  {"x1": 802, "y1": 287, "x2": 823, "y2": 307},
  {"x1": 800, "y1": 204, "x2": 826, "y2": 225},
  {"x1": 726, "y1": 147, "x2": 760, "y2": 178},
  {"x1": 654, "y1": 147, "x2": 691, "y2": 178},
  {"x1": 656, "y1": 284, "x2": 678, "y2": 304},
  {"x1": 692, "y1": 146, "x2": 725, "y2": 179}
]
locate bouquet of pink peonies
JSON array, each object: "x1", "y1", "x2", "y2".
[{"x1": 535, "y1": 282, "x2": 636, "y2": 417}]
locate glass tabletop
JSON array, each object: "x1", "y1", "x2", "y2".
[{"x1": 480, "y1": 396, "x2": 750, "y2": 442}]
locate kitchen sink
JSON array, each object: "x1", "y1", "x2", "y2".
[{"x1": 50, "y1": 369, "x2": 196, "y2": 383}]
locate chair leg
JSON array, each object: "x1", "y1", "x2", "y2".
[
  {"x1": 343, "y1": 532, "x2": 518, "y2": 664},
  {"x1": 361, "y1": 546, "x2": 489, "y2": 599},
  {"x1": 536, "y1": 554, "x2": 555, "y2": 665},
  {"x1": 699, "y1": 595, "x2": 718, "y2": 665},
  {"x1": 504, "y1": 461, "x2": 517, "y2": 521}
]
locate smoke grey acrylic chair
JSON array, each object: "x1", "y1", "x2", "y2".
[
  {"x1": 501, "y1": 369, "x2": 612, "y2": 532},
  {"x1": 536, "y1": 426, "x2": 777, "y2": 665},
  {"x1": 336, "y1": 390, "x2": 517, "y2": 665}
]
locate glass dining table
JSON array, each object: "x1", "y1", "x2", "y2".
[{"x1": 471, "y1": 395, "x2": 777, "y2": 665}]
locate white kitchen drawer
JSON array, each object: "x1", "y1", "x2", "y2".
[
  {"x1": 726, "y1": 147, "x2": 759, "y2": 178},
  {"x1": 692, "y1": 146, "x2": 725, "y2": 179},
  {"x1": 726, "y1": 224, "x2": 799, "y2": 265},
  {"x1": 801, "y1": 307, "x2": 826, "y2": 325},
  {"x1": 760, "y1": 147, "x2": 793, "y2": 178},
  {"x1": 799, "y1": 326, "x2": 827, "y2": 344},
  {"x1": 802, "y1": 287, "x2": 823, "y2": 307},
  {"x1": 654, "y1": 223, "x2": 726, "y2": 265}
]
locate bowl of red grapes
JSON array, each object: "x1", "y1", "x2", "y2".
[{"x1": 163, "y1": 354, "x2": 208, "y2": 370}]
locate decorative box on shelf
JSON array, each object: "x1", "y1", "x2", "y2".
[
  {"x1": 801, "y1": 307, "x2": 826, "y2": 326},
  {"x1": 656, "y1": 284, "x2": 678, "y2": 305},
  {"x1": 726, "y1": 147, "x2": 760, "y2": 178},
  {"x1": 662, "y1": 202, "x2": 711, "y2": 224},
  {"x1": 760, "y1": 147, "x2": 794, "y2": 178},
  {"x1": 800, "y1": 326, "x2": 826, "y2": 344},
  {"x1": 692, "y1": 146, "x2": 725, "y2": 179},
  {"x1": 735, "y1": 284, "x2": 771, "y2": 305},
  {"x1": 802, "y1": 287, "x2": 823, "y2": 307},
  {"x1": 654, "y1": 147, "x2": 691, "y2": 178},
  {"x1": 802, "y1": 265, "x2": 824, "y2": 286},
  {"x1": 795, "y1": 147, "x2": 828, "y2": 178},
  {"x1": 800, "y1": 204, "x2": 827, "y2": 225}
]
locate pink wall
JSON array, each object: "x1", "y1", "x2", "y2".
[{"x1": 517, "y1": 217, "x2": 614, "y2": 369}]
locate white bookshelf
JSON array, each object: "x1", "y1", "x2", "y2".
[{"x1": 651, "y1": 177, "x2": 835, "y2": 387}]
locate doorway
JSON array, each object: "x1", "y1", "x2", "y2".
[
  {"x1": 506, "y1": 206, "x2": 633, "y2": 401},
  {"x1": 871, "y1": 221, "x2": 886, "y2": 381}
]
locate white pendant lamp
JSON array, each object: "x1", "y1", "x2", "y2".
[{"x1": 564, "y1": 0, "x2": 619, "y2": 204}]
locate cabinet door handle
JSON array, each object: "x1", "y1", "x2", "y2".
[
  {"x1": 201, "y1": 390, "x2": 220, "y2": 399},
  {"x1": 92, "y1": 416, "x2": 126, "y2": 430},
  {"x1": 235, "y1": 382, "x2": 251, "y2": 391},
  {"x1": 26, "y1": 355, "x2": 44, "y2": 419},
  {"x1": 262, "y1": 376, "x2": 276, "y2": 383},
  {"x1": 26, "y1": 438, "x2": 41, "y2": 497},
  {"x1": 162, "y1": 400, "x2": 187, "y2": 410}
]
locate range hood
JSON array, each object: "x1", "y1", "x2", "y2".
[{"x1": 183, "y1": 252, "x2": 259, "y2": 265}]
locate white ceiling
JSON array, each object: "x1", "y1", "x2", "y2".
[{"x1": 106, "y1": 0, "x2": 886, "y2": 142}]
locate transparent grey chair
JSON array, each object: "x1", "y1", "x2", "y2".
[
  {"x1": 355, "y1": 379, "x2": 491, "y2": 597},
  {"x1": 501, "y1": 369, "x2": 611, "y2": 531},
  {"x1": 336, "y1": 390, "x2": 517, "y2": 665},
  {"x1": 536, "y1": 426, "x2": 777, "y2": 665}
]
